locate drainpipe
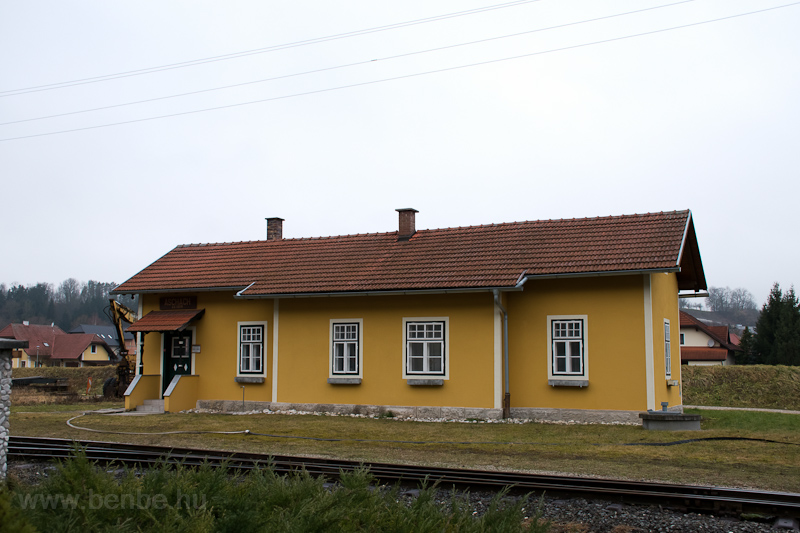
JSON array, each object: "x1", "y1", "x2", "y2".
[{"x1": 493, "y1": 290, "x2": 510, "y2": 419}]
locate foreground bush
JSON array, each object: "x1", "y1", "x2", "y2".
[{"x1": 7, "y1": 451, "x2": 547, "y2": 532}]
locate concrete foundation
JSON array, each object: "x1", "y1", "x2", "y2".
[
  {"x1": 196, "y1": 400, "x2": 645, "y2": 424},
  {"x1": 639, "y1": 412, "x2": 701, "y2": 431}
]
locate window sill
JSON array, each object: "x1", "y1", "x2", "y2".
[
  {"x1": 235, "y1": 376, "x2": 265, "y2": 384},
  {"x1": 327, "y1": 377, "x2": 362, "y2": 385},
  {"x1": 548, "y1": 379, "x2": 588, "y2": 387},
  {"x1": 407, "y1": 379, "x2": 444, "y2": 386}
]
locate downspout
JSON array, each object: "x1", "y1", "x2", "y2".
[{"x1": 493, "y1": 290, "x2": 510, "y2": 419}]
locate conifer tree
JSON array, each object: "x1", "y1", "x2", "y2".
[
  {"x1": 737, "y1": 326, "x2": 755, "y2": 365},
  {"x1": 754, "y1": 283, "x2": 800, "y2": 365}
]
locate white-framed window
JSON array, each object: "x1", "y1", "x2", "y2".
[
  {"x1": 664, "y1": 319, "x2": 672, "y2": 378},
  {"x1": 90, "y1": 345, "x2": 97, "y2": 354},
  {"x1": 547, "y1": 315, "x2": 588, "y2": 380},
  {"x1": 403, "y1": 318, "x2": 449, "y2": 378},
  {"x1": 330, "y1": 319, "x2": 362, "y2": 377},
  {"x1": 237, "y1": 322, "x2": 267, "y2": 375},
  {"x1": 679, "y1": 333, "x2": 685, "y2": 345}
]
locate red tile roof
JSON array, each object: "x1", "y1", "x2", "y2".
[
  {"x1": 127, "y1": 309, "x2": 206, "y2": 333},
  {"x1": 50, "y1": 334, "x2": 110, "y2": 360},
  {"x1": 0, "y1": 323, "x2": 66, "y2": 357},
  {"x1": 115, "y1": 210, "x2": 705, "y2": 296},
  {"x1": 680, "y1": 346, "x2": 729, "y2": 362},
  {"x1": 679, "y1": 312, "x2": 740, "y2": 351}
]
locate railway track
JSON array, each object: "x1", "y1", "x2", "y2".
[{"x1": 8, "y1": 435, "x2": 800, "y2": 519}]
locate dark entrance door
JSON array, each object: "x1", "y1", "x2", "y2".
[{"x1": 163, "y1": 331, "x2": 192, "y2": 394}]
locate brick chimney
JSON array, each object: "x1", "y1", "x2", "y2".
[
  {"x1": 266, "y1": 217, "x2": 284, "y2": 241},
  {"x1": 396, "y1": 208, "x2": 418, "y2": 241}
]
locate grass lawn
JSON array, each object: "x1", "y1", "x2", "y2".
[{"x1": 9, "y1": 405, "x2": 800, "y2": 494}]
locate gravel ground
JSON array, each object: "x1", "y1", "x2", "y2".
[
  {"x1": 425, "y1": 489, "x2": 789, "y2": 532},
  {"x1": 8, "y1": 460, "x2": 792, "y2": 532}
]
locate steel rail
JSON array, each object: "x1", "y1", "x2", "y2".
[{"x1": 9, "y1": 435, "x2": 800, "y2": 517}]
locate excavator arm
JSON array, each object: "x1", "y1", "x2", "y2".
[
  {"x1": 106, "y1": 299, "x2": 138, "y2": 397},
  {"x1": 108, "y1": 299, "x2": 137, "y2": 356}
]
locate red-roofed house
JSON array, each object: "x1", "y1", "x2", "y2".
[
  {"x1": 50, "y1": 334, "x2": 116, "y2": 368},
  {"x1": 679, "y1": 311, "x2": 741, "y2": 366},
  {"x1": 114, "y1": 209, "x2": 707, "y2": 421},
  {"x1": 0, "y1": 322, "x2": 64, "y2": 368}
]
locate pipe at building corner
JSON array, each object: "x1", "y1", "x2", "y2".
[{"x1": 493, "y1": 289, "x2": 511, "y2": 419}]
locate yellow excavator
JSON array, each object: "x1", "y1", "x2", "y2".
[{"x1": 104, "y1": 299, "x2": 138, "y2": 397}]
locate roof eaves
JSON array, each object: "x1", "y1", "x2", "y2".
[
  {"x1": 235, "y1": 285, "x2": 526, "y2": 299},
  {"x1": 524, "y1": 266, "x2": 681, "y2": 282},
  {"x1": 112, "y1": 285, "x2": 249, "y2": 295}
]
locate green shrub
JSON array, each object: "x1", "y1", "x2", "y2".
[{"x1": 10, "y1": 450, "x2": 548, "y2": 533}]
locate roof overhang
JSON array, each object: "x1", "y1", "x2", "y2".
[
  {"x1": 127, "y1": 309, "x2": 205, "y2": 333},
  {"x1": 0, "y1": 339, "x2": 29, "y2": 351},
  {"x1": 112, "y1": 286, "x2": 246, "y2": 296},
  {"x1": 522, "y1": 267, "x2": 680, "y2": 282},
  {"x1": 234, "y1": 284, "x2": 527, "y2": 299},
  {"x1": 675, "y1": 212, "x2": 707, "y2": 292}
]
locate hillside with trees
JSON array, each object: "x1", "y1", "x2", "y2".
[
  {"x1": 680, "y1": 285, "x2": 759, "y2": 328},
  {"x1": 0, "y1": 279, "x2": 136, "y2": 331}
]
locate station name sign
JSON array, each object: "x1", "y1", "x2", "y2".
[{"x1": 160, "y1": 296, "x2": 197, "y2": 310}]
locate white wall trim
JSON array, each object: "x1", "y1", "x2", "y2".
[
  {"x1": 494, "y1": 301, "x2": 502, "y2": 409},
  {"x1": 136, "y1": 299, "x2": 143, "y2": 375},
  {"x1": 272, "y1": 299, "x2": 279, "y2": 403},
  {"x1": 643, "y1": 275, "x2": 655, "y2": 410}
]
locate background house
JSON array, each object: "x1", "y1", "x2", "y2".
[
  {"x1": 679, "y1": 311, "x2": 741, "y2": 365},
  {"x1": 50, "y1": 333, "x2": 117, "y2": 367},
  {"x1": 0, "y1": 322, "x2": 119, "y2": 368},
  {"x1": 70, "y1": 324, "x2": 136, "y2": 357},
  {"x1": 0, "y1": 322, "x2": 64, "y2": 368}
]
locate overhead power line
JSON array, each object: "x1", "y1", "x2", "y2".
[
  {"x1": 0, "y1": 0, "x2": 544, "y2": 97},
  {"x1": 2, "y1": 1, "x2": 798, "y2": 143},
  {"x1": 0, "y1": 0, "x2": 697, "y2": 127}
]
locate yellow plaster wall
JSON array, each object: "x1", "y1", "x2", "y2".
[
  {"x1": 506, "y1": 276, "x2": 649, "y2": 411},
  {"x1": 276, "y1": 293, "x2": 497, "y2": 408},
  {"x1": 11, "y1": 349, "x2": 30, "y2": 368},
  {"x1": 125, "y1": 375, "x2": 161, "y2": 410},
  {"x1": 139, "y1": 293, "x2": 274, "y2": 401},
  {"x1": 82, "y1": 345, "x2": 112, "y2": 362},
  {"x1": 650, "y1": 272, "x2": 682, "y2": 408},
  {"x1": 136, "y1": 275, "x2": 681, "y2": 413}
]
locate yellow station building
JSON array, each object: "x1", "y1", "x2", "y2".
[{"x1": 115, "y1": 209, "x2": 706, "y2": 422}]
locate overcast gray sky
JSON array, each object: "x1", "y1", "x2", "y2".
[{"x1": 2, "y1": 0, "x2": 798, "y2": 305}]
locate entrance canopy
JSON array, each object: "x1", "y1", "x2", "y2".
[{"x1": 127, "y1": 309, "x2": 205, "y2": 333}]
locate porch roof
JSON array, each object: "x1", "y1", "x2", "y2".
[{"x1": 127, "y1": 309, "x2": 205, "y2": 333}]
